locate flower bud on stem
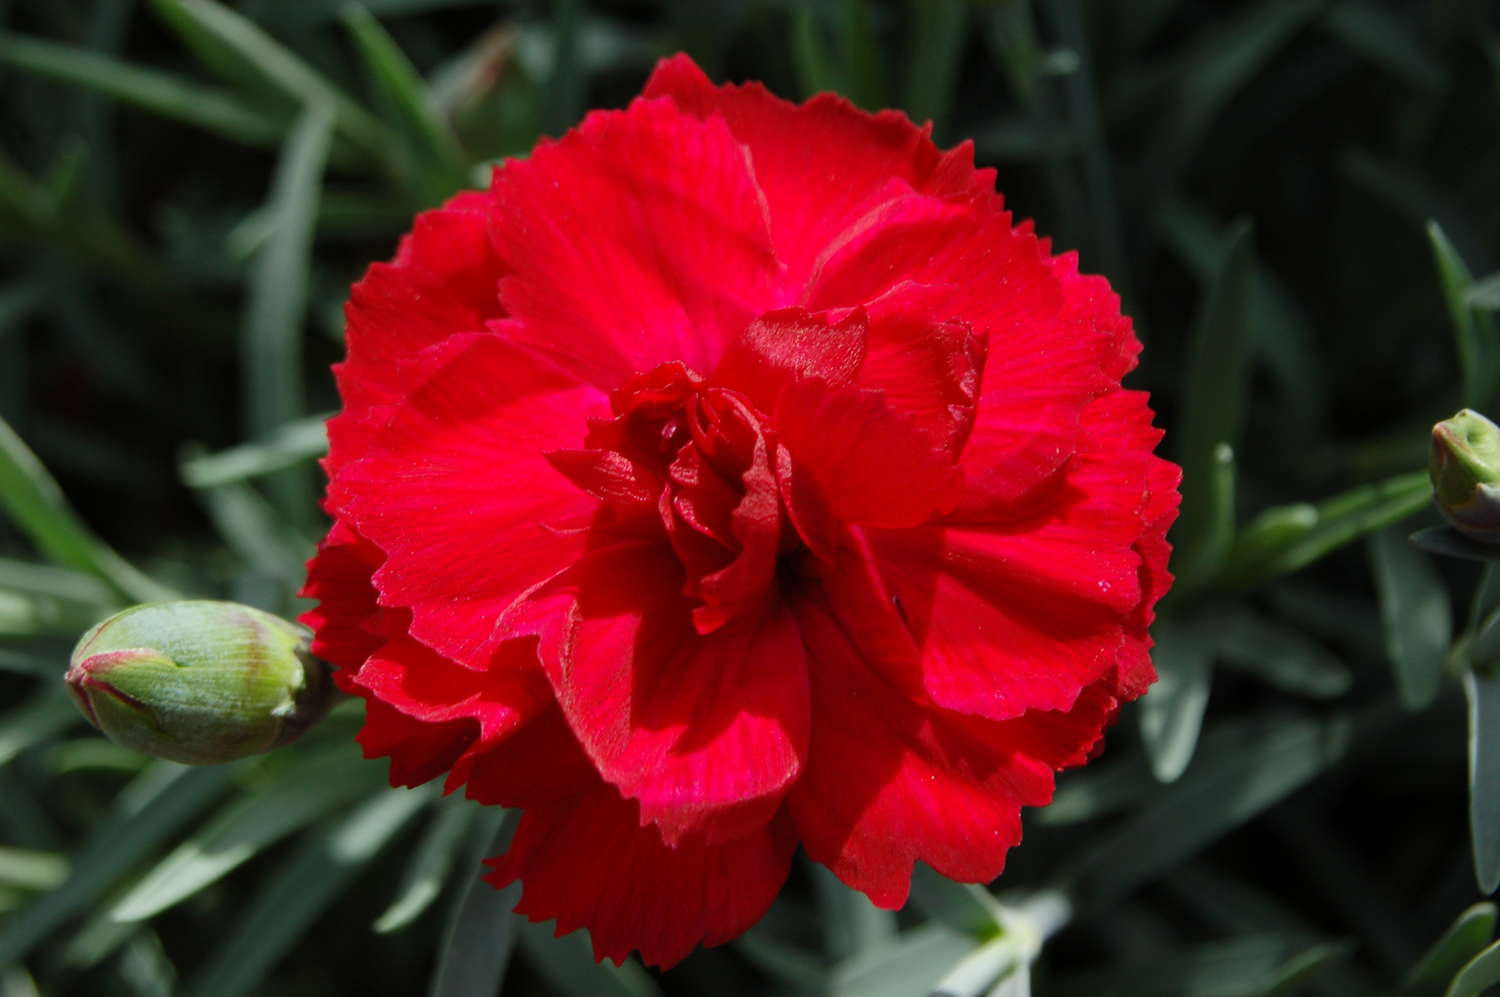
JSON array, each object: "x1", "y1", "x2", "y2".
[
  {"x1": 65, "y1": 601, "x2": 335, "y2": 765},
  {"x1": 1432, "y1": 409, "x2": 1500, "y2": 545}
]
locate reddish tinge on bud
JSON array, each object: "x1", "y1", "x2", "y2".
[{"x1": 66, "y1": 601, "x2": 334, "y2": 765}]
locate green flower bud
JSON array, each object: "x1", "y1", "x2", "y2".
[
  {"x1": 65, "y1": 601, "x2": 334, "y2": 765},
  {"x1": 1431, "y1": 409, "x2": 1500, "y2": 544}
]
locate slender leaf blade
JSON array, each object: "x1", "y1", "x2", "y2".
[
  {"x1": 0, "y1": 765, "x2": 234, "y2": 968},
  {"x1": 1448, "y1": 939, "x2": 1500, "y2": 997},
  {"x1": 1429, "y1": 221, "x2": 1499, "y2": 412},
  {"x1": 187, "y1": 788, "x2": 429, "y2": 997},
  {"x1": 1139, "y1": 620, "x2": 1214, "y2": 781},
  {"x1": 1066, "y1": 715, "x2": 1354, "y2": 910},
  {"x1": 111, "y1": 749, "x2": 384, "y2": 922},
  {"x1": 1406, "y1": 902, "x2": 1497, "y2": 991},
  {"x1": 375, "y1": 801, "x2": 475, "y2": 934},
  {"x1": 1464, "y1": 669, "x2": 1500, "y2": 894},
  {"x1": 1371, "y1": 528, "x2": 1451, "y2": 709},
  {"x1": 1174, "y1": 222, "x2": 1255, "y2": 589},
  {"x1": 0, "y1": 32, "x2": 287, "y2": 147},
  {"x1": 0, "y1": 414, "x2": 173, "y2": 602},
  {"x1": 341, "y1": 4, "x2": 468, "y2": 201}
]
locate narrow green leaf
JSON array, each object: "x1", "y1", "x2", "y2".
[
  {"x1": 1111, "y1": 0, "x2": 1320, "y2": 167},
  {"x1": 902, "y1": 0, "x2": 966, "y2": 137},
  {"x1": 0, "y1": 413, "x2": 174, "y2": 603},
  {"x1": 1371, "y1": 528, "x2": 1451, "y2": 709},
  {"x1": 148, "y1": 0, "x2": 386, "y2": 156},
  {"x1": 181, "y1": 415, "x2": 329, "y2": 489},
  {"x1": 428, "y1": 810, "x2": 519, "y2": 997},
  {"x1": 831, "y1": 924, "x2": 976, "y2": 997},
  {"x1": 1065, "y1": 715, "x2": 1353, "y2": 910},
  {"x1": 839, "y1": 0, "x2": 884, "y2": 109},
  {"x1": 375, "y1": 801, "x2": 475, "y2": 934},
  {"x1": 1322, "y1": 2, "x2": 1447, "y2": 93},
  {"x1": 239, "y1": 103, "x2": 331, "y2": 528},
  {"x1": 187, "y1": 787, "x2": 429, "y2": 997},
  {"x1": 540, "y1": 0, "x2": 585, "y2": 137},
  {"x1": 0, "y1": 847, "x2": 68, "y2": 892},
  {"x1": 258, "y1": 0, "x2": 485, "y2": 21},
  {"x1": 986, "y1": 0, "x2": 1045, "y2": 104},
  {"x1": 1429, "y1": 221, "x2": 1500, "y2": 412},
  {"x1": 1224, "y1": 471, "x2": 1432, "y2": 586},
  {"x1": 1212, "y1": 609, "x2": 1353, "y2": 700},
  {"x1": 1405, "y1": 902, "x2": 1497, "y2": 991},
  {"x1": 111, "y1": 748, "x2": 385, "y2": 922},
  {"x1": 1464, "y1": 669, "x2": 1500, "y2": 894},
  {"x1": 341, "y1": 4, "x2": 468, "y2": 201},
  {"x1": 1448, "y1": 939, "x2": 1500, "y2": 997},
  {"x1": 1047, "y1": 934, "x2": 1325, "y2": 997},
  {"x1": 930, "y1": 935, "x2": 1025, "y2": 997},
  {"x1": 1173, "y1": 443, "x2": 1236, "y2": 593},
  {"x1": 0, "y1": 32, "x2": 286, "y2": 147},
  {"x1": 0, "y1": 764, "x2": 234, "y2": 968},
  {"x1": 1139, "y1": 620, "x2": 1214, "y2": 782},
  {"x1": 736, "y1": 928, "x2": 828, "y2": 991},
  {"x1": 517, "y1": 917, "x2": 662, "y2": 997},
  {"x1": 1411, "y1": 525, "x2": 1500, "y2": 564},
  {"x1": 792, "y1": 7, "x2": 840, "y2": 97},
  {"x1": 1037, "y1": 752, "x2": 1155, "y2": 827},
  {"x1": 811, "y1": 862, "x2": 897, "y2": 959},
  {"x1": 243, "y1": 99, "x2": 331, "y2": 462},
  {"x1": 1043, "y1": 0, "x2": 1129, "y2": 297},
  {"x1": 0, "y1": 557, "x2": 118, "y2": 606},
  {"x1": 0, "y1": 586, "x2": 115, "y2": 638},
  {"x1": 908, "y1": 864, "x2": 1001, "y2": 939},
  {"x1": 1259, "y1": 940, "x2": 1352, "y2": 995},
  {"x1": 190, "y1": 476, "x2": 312, "y2": 583},
  {"x1": 1467, "y1": 272, "x2": 1500, "y2": 312},
  {"x1": 1174, "y1": 221, "x2": 1255, "y2": 589},
  {"x1": 0, "y1": 693, "x2": 80, "y2": 767}
]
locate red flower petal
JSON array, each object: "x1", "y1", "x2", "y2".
[
  {"x1": 333, "y1": 333, "x2": 606, "y2": 670},
  {"x1": 712, "y1": 307, "x2": 866, "y2": 407},
  {"x1": 860, "y1": 287, "x2": 988, "y2": 458},
  {"x1": 513, "y1": 541, "x2": 810, "y2": 845},
  {"x1": 788, "y1": 590, "x2": 1117, "y2": 907},
  {"x1": 486, "y1": 783, "x2": 797, "y2": 969},
  {"x1": 329, "y1": 191, "x2": 504, "y2": 477},
  {"x1": 774, "y1": 376, "x2": 964, "y2": 529},
  {"x1": 299, "y1": 520, "x2": 386, "y2": 671},
  {"x1": 489, "y1": 96, "x2": 784, "y2": 388},
  {"x1": 804, "y1": 194, "x2": 1132, "y2": 508},
  {"x1": 643, "y1": 54, "x2": 993, "y2": 291},
  {"x1": 355, "y1": 696, "x2": 476, "y2": 789},
  {"x1": 1079, "y1": 390, "x2": 1182, "y2": 697}
]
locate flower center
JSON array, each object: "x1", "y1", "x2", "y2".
[{"x1": 548, "y1": 362, "x2": 807, "y2": 634}]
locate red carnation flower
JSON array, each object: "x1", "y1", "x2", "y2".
[{"x1": 302, "y1": 54, "x2": 1180, "y2": 968}]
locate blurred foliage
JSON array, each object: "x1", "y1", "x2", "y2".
[{"x1": 1, "y1": 0, "x2": 1499, "y2": 994}]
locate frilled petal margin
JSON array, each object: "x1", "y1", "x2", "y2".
[
  {"x1": 333, "y1": 333, "x2": 606, "y2": 671},
  {"x1": 486, "y1": 787, "x2": 797, "y2": 969},
  {"x1": 786, "y1": 589, "x2": 1118, "y2": 907}
]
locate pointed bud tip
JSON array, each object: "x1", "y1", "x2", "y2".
[
  {"x1": 65, "y1": 601, "x2": 336, "y2": 765},
  {"x1": 1432, "y1": 410, "x2": 1500, "y2": 544}
]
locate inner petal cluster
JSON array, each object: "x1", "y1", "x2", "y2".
[{"x1": 547, "y1": 360, "x2": 794, "y2": 633}]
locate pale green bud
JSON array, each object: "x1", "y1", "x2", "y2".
[
  {"x1": 65, "y1": 601, "x2": 333, "y2": 765},
  {"x1": 1431, "y1": 409, "x2": 1500, "y2": 545}
]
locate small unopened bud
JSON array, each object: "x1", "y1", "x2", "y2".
[
  {"x1": 65, "y1": 601, "x2": 334, "y2": 765},
  {"x1": 1432, "y1": 409, "x2": 1500, "y2": 544}
]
